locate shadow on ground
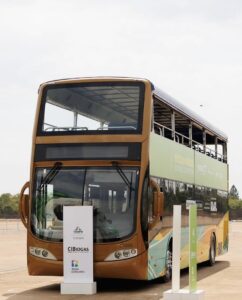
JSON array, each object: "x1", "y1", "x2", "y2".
[{"x1": 5, "y1": 260, "x2": 230, "y2": 300}]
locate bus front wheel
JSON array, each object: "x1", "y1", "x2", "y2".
[
  {"x1": 208, "y1": 234, "x2": 216, "y2": 266},
  {"x1": 162, "y1": 246, "x2": 172, "y2": 282}
]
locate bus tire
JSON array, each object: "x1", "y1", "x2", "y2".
[
  {"x1": 162, "y1": 245, "x2": 172, "y2": 282},
  {"x1": 208, "y1": 234, "x2": 216, "y2": 266}
]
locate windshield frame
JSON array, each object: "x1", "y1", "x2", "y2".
[
  {"x1": 31, "y1": 166, "x2": 139, "y2": 243},
  {"x1": 37, "y1": 81, "x2": 145, "y2": 136}
]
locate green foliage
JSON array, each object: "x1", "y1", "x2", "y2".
[
  {"x1": 229, "y1": 185, "x2": 239, "y2": 199},
  {"x1": 0, "y1": 193, "x2": 20, "y2": 218},
  {"x1": 229, "y1": 197, "x2": 242, "y2": 210}
]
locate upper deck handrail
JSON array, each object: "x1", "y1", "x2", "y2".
[
  {"x1": 44, "y1": 124, "x2": 88, "y2": 132},
  {"x1": 153, "y1": 121, "x2": 225, "y2": 162}
]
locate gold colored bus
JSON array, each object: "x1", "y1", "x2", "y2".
[{"x1": 19, "y1": 77, "x2": 229, "y2": 281}]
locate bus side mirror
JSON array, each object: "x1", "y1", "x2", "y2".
[
  {"x1": 154, "y1": 190, "x2": 164, "y2": 220},
  {"x1": 150, "y1": 179, "x2": 164, "y2": 222},
  {"x1": 22, "y1": 194, "x2": 29, "y2": 217},
  {"x1": 19, "y1": 182, "x2": 30, "y2": 228}
]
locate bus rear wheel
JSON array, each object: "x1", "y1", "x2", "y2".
[{"x1": 208, "y1": 234, "x2": 216, "y2": 266}]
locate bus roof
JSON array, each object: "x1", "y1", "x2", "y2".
[{"x1": 153, "y1": 86, "x2": 228, "y2": 142}]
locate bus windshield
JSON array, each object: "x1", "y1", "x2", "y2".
[
  {"x1": 38, "y1": 82, "x2": 145, "y2": 135},
  {"x1": 31, "y1": 167, "x2": 139, "y2": 242}
]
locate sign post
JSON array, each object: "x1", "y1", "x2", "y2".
[
  {"x1": 163, "y1": 204, "x2": 204, "y2": 300},
  {"x1": 164, "y1": 205, "x2": 182, "y2": 299},
  {"x1": 172, "y1": 205, "x2": 182, "y2": 292},
  {"x1": 61, "y1": 206, "x2": 97, "y2": 295},
  {"x1": 189, "y1": 204, "x2": 197, "y2": 293}
]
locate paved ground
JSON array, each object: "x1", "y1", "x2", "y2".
[{"x1": 0, "y1": 220, "x2": 242, "y2": 300}]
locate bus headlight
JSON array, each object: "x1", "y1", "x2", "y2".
[
  {"x1": 29, "y1": 247, "x2": 57, "y2": 260},
  {"x1": 105, "y1": 248, "x2": 137, "y2": 261}
]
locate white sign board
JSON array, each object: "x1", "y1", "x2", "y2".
[{"x1": 61, "y1": 206, "x2": 96, "y2": 294}]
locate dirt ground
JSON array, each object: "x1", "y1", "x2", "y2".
[{"x1": 0, "y1": 220, "x2": 242, "y2": 300}]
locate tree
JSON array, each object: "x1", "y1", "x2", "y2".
[
  {"x1": 229, "y1": 185, "x2": 239, "y2": 199},
  {"x1": 0, "y1": 193, "x2": 19, "y2": 218}
]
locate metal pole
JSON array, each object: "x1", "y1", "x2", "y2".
[
  {"x1": 74, "y1": 112, "x2": 78, "y2": 128},
  {"x1": 171, "y1": 111, "x2": 175, "y2": 141}
]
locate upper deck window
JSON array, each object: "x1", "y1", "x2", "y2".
[{"x1": 38, "y1": 82, "x2": 145, "y2": 135}]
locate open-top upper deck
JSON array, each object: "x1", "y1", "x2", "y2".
[{"x1": 35, "y1": 76, "x2": 227, "y2": 163}]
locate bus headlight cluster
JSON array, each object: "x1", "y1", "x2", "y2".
[
  {"x1": 105, "y1": 248, "x2": 137, "y2": 261},
  {"x1": 29, "y1": 247, "x2": 57, "y2": 260}
]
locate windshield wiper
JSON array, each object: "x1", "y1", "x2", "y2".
[
  {"x1": 112, "y1": 161, "x2": 134, "y2": 191},
  {"x1": 37, "y1": 162, "x2": 63, "y2": 192}
]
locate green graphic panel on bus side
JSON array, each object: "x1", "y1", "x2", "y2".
[
  {"x1": 149, "y1": 133, "x2": 228, "y2": 190},
  {"x1": 150, "y1": 133, "x2": 194, "y2": 184},
  {"x1": 194, "y1": 151, "x2": 228, "y2": 191},
  {"x1": 148, "y1": 231, "x2": 171, "y2": 280},
  {"x1": 148, "y1": 225, "x2": 207, "y2": 280}
]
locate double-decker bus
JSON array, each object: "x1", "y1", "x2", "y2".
[{"x1": 19, "y1": 77, "x2": 228, "y2": 281}]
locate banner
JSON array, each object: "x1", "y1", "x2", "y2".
[{"x1": 63, "y1": 206, "x2": 94, "y2": 283}]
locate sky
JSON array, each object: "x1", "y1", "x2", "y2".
[{"x1": 0, "y1": 0, "x2": 242, "y2": 195}]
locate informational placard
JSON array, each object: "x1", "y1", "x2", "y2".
[
  {"x1": 61, "y1": 206, "x2": 96, "y2": 294},
  {"x1": 189, "y1": 204, "x2": 197, "y2": 292},
  {"x1": 164, "y1": 203, "x2": 204, "y2": 300}
]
